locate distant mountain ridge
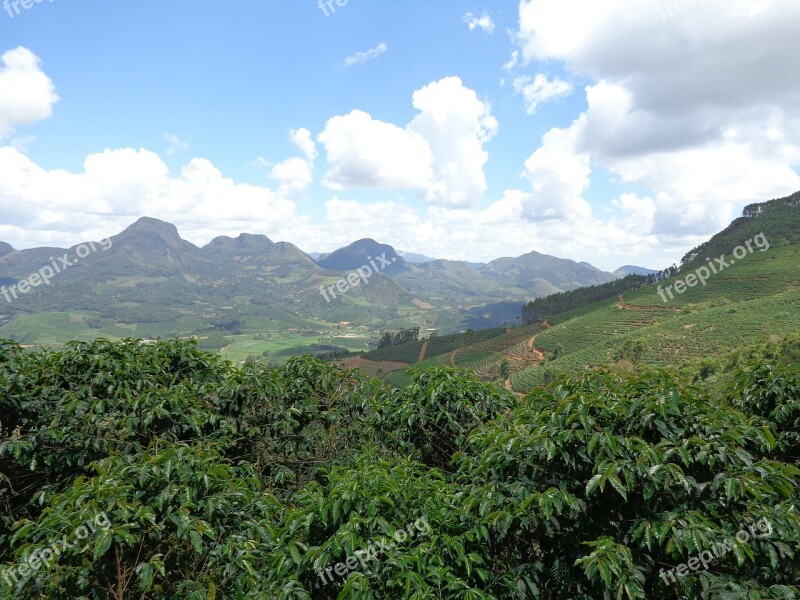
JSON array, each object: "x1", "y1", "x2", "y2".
[
  {"x1": 614, "y1": 265, "x2": 658, "y2": 277},
  {"x1": 0, "y1": 216, "x2": 644, "y2": 341},
  {"x1": 398, "y1": 251, "x2": 436, "y2": 264}
]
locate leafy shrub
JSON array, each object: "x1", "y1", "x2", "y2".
[
  {"x1": 218, "y1": 355, "x2": 376, "y2": 493},
  {"x1": 371, "y1": 367, "x2": 515, "y2": 470},
  {"x1": 1, "y1": 443, "x2": 281, "y2": 600},
  {"x1": 1, "y1": 339, "x2": 798, "y2": 599},
  {"x1": 457, "y1": 369, "x2": 800, "y2": 599},
  {"x1": 727, "y1": 363, "x2": 800, "y2": 462}
]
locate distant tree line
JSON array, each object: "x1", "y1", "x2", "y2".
[
  {"x1": 365, "y1": 328, "x2": 507, "y2": 364},
  {"x1": 377, "y1": 327, "x2": 420, "y2": 349},
  {"x1": 521, "y1": 272, "x2": 678, "y2": 324}
]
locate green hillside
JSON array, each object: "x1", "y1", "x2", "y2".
[
  {"x1": 352, "y1": 192, "x2": 800, "y2": 393},
  {"x1": 510, "y1": 226, "x2": 798, "y2": 391}
]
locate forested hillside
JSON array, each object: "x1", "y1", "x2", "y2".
[{"x1": 1, "y1": 339, "x2": 798, "y2": 599}]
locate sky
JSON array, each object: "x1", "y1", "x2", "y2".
[{"x1": 0, "y1": 0, "x2": 798, "y2": 271}]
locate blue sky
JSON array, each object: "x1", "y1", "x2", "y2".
[{"x1": 1, "y1": 0, "x2": 798, "y2": 271}]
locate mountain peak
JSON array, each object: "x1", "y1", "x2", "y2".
[
  {"x1": 0, "y1": 242, "x2": 15, "y2": 257},
  {"x1": 317, "y1": 239, "x2": 407, "y2": 274},
  {"x1": 119, "y1": 217, "x2": 184, "y2": 246},
  {"x1": 614, "y1": 265, "x2": 657, "y2": 277},
  {"x1": 204, "y1": 233, "x2": 274, "y2": 254}
]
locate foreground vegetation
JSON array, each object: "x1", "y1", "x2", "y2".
[{"x1": 1, "y1": 338, "x2": 798, "y2": 599}]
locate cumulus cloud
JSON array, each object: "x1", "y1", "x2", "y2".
[
  {"x1": 511, "y1": 0, "x2": 800, "y2": 238},
  {"x1": 269, "y1": 157, "x2": 313, "y2": 196},
  {"x1": 319, "y1": 76, "x2": 497, "y2": 207},
  {"x1": 512, "y1": 73, "x2": 573, "y2": 114},
  {"x1": 290, "y1": 128, "x2": 317, "y2": 162},
  {"x1": 318, "y1": 110, "x2": 433, "y2": 190},
  {"x1": 521, "y1": 127, "x2": 591, "y2": 222},
  {"x1": 266, "y1": 128, "x2": 318, "y2": 195},
  {"x1": 463, "y1": 11, "x2": 495, "y2": 34},
  {"x1": 0, "y1": 47, "x2": 59, "y2": 140},
  {"x1": 408, "y1": 77, "x2": 498, "y2": 206},
  {"x1": 0, "y1": 145, "x2": 310, "y2": 249},
  {"x1": 344, "y1": 42, "x2": 388, "y2": 67}
]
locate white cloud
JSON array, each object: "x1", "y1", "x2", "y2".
[
  {"x1": 408, "y1": 77, "x2": 498, "y2": 206},
  {"x1": 512, "y1": 74, "x2": 573, "y2": 114},
  {"x1": 319, "y1": 77, "x2": 497, "y2": 207},
  {"x1": 269, "y1": 157, "x2": 313, "y2": 196},
  {"x1": 520, "y1": 126, "x2": 592, "y2": 222},
  {"x1": 0, "y1": 47, "x2": 59, "y2": 141},
  {"x1": 0, "y1": 145, "x2": 310, "y2": 249},
  {"x1": 343, "y1": 42, "x2": 388, "y2": 67},
  {"x1": 290, "y1": 128, "x2": 317, "y2": 162},
  {"x1": 9, "y1": 134, "x2": 36, "y2": 154},
  {"x1": 502, "y1": 50, "x2": 520, "y2": 72},
  {"x1": 163, "y1": 133, "x2": 188, "y2": 156},
  {"x1": 510, "y1": 0, "x2": 800, "y2": 239},
  {"x1": 463, "y1": 11, "x2": 495, "y2": 34},
  {"x1": 318, "y1": 110, "x2": 434, "y2": 190},
  {"x1": 264, "y1": 128, "x2": 318, "y2": 195}
]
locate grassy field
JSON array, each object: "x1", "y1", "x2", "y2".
[
  {"x1": 219, "y1": 329, "x2": 372, "y2": 363},
  {"x1": 0, "y1": 310, "x2": 376, "y2": 365}
]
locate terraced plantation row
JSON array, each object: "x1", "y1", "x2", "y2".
[
  {"x1": 512, "y1": 243, "x2": 800, "y2": 391},
  {"x1": 535, "y1": 300, "x2": 674, "y2": 354},
  {"x1": 626, "y1": 243, "x2": 800, "y2": 308}
]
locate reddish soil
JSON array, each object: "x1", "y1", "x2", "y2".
[{"x1": 418, "y1": 340, "x2": 429, "y2": 362}]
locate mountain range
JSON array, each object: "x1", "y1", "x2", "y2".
[
  {"x1": 0, "y1": 217, "x2": 649, "y2": 344},
  {"x1": 2, "y1": 189, "x2": 798, "y2": 363}
]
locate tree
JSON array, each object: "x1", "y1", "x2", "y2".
[
  {"x1": 500, "y1": 358, "x2": 511, "y2": 382},
  {"x1": 614, "y1": 338, "x2": 646, "y2": 364},
  {"x1": 549, "y1": 343, "x2": 565, "y2": 362}
]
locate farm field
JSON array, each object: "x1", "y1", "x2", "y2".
[
  {"x1": 340, "y1": 356, "x2": 411, "y2": 381},
  {"x1": 220, "y1": 329, "x2": 372, "y2": 363},
  {"x1": 0, "y1": 312, "x2": 206, "y2": 345}
]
